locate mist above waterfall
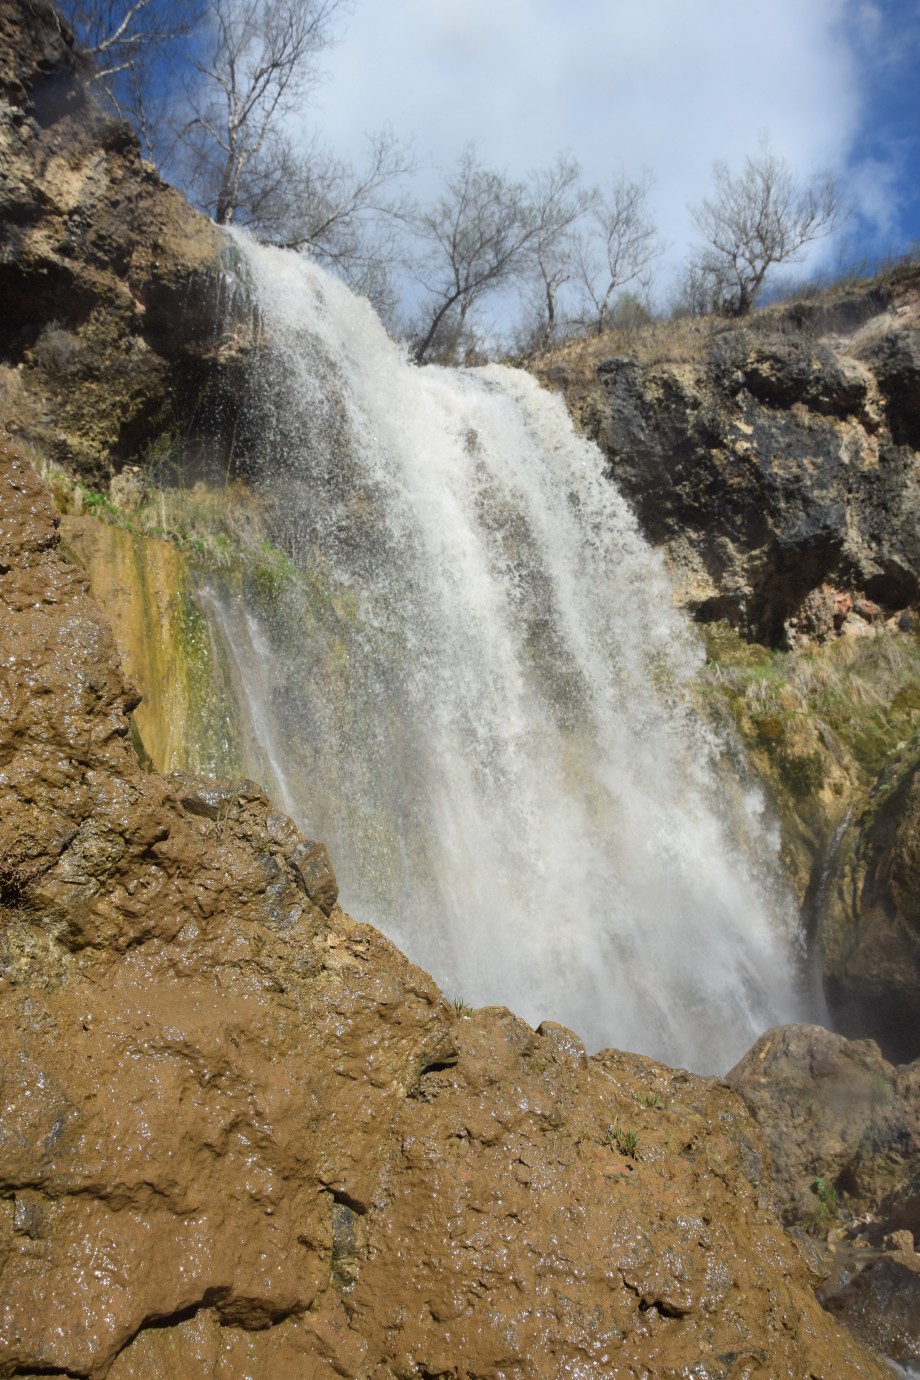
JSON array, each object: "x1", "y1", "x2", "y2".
[{"x1": 207, "y1": 232, "x2": 809, "y2": 1071}]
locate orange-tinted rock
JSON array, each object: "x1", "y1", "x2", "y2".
[{"x1": 0, "y1": 432, "x2": 894, "y2": 1376}]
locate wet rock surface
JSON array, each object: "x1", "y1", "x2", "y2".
[
  {"x1": 822, "y1": 1240, "x2": 920, "y2": 1369},
  {"x1": 563, "y1": 314, "x2": 920, "y2": 646},
  {"x1": 0, "y1": 433, "x2": 893, "y2": 1376},
  {"x1": 727, "y1": 1024, "x2": 920, "y2": 1238},
  {"x1": 819, "y1": 753, "x2": 920, "y2": 1061}
]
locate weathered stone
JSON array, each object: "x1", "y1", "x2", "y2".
[
  {"x1": 727, "y1": 1024, "x2": 920, "y2": 1238},
  {"x1": 0, "y1": 430, "x2": 892, "y2": 1376},
  {"x1": 561, "y1": 320, "x2": 920, "y2": 645}
]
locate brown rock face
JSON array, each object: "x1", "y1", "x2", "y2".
[
  {"x1": 0, "y1": 0, "x2": 237, "y2": 480},
  {"x1": 0, "y1": 436, "x2": 892, "y2": 1375}
]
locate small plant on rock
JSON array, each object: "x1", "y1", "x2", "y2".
[
  {"x1": 810, "y1": 1176, "x2": 840, "y2": 1233},
  {"x1": 604, "y1": 1118, "x2": 639, "y2": 1157}
]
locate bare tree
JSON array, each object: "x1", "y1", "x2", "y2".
[
  {"x1": 52, "y1": 0, "x2": 203, "y2": 153},
  {"x1": 54, "y1": 0, "x2": 185, "y2": 82},
  {"x1": 173, "y1": 0, "x2": 348, "y2": 227},
  {"x1": 257, "y1": 128, "x2": 415, "y2": 323},
  {"x1": 574, "y1": 172, "x2": 663, "y2": 334},
  {"x1": 407, "y1": 146, "x2": 541, "y2": 365},
  {"x1": 517, "y1": 154, "x2": 595, "y2": 351},
  {"x1": 688, "y1": 141, "x2": 844, "y2": 315}
]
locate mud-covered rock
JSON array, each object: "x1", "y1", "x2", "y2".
[{"x1": 0, "y1": 435, "x2": 892, "y2": 1376}]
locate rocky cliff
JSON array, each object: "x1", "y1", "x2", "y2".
[
  {"x1": 1, "y1": 2, "x2": 919, "y2": 1373},
  {"x1": 541, "y1": 284, "x2": 920, "y2": 1068},
  {"x1": 552, "y1": 299, "x2": 920, "y2": 646},
  {"x1": 0, "y1": 0, "x2": 240, "y2": 481}
]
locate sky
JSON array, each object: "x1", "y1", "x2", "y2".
[{"x1": 311, "y1": 0, "x2": 920, "y2": 308}]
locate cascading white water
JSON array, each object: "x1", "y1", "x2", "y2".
[{"x1": 208, "y1": 232, "x2": 809, "y2": 1072}]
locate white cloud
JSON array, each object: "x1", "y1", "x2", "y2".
[{"x1": 310, "y1": 0, "x2": 903, "y2": 306}]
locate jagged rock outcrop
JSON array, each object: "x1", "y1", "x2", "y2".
[
  {"x1": 0, "y1": 429, "x2": 893, "y2": 1376},
  {"x1": 561, "y1": 309, "x2": 920, "y2": 645},
  {"x1": 0, "y1": 0, "x2": 240, "y2": 480}
]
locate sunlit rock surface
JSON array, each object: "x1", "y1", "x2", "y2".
[
  {"x1": 0, "y1": 432, "x2": 891, "y2": 1377},
  {"x1": 559, "y1": 310, "x2": 920, "y2": 646},
  {"x1": 0, "y1": 0, "x2": 235, "y2": 479}
]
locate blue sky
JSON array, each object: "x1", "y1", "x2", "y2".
[{"x1": 312, "y1": 0, "x2": 920, "y2": 301}]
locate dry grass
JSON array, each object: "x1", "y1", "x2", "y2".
[
  {"x1": 529, "y1": 315, "x2": 728, "y2": 388},
  {"x1": 701, "y1": 623, "x2": 920, "y2": 789},
  {"x1": 528, "y1": 252, "x2": 920, "y2": 392}
]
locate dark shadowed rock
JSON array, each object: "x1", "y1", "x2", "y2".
[
  {"x1": 823, "y1": 1244, "x2": 920, "y2": 1367},
  {"x1": 727, "y1": 1024, "x2": 920, "y2": 1239},
  {"x1": 820, "y1": 754, "x2": 920, "y2": 1062},
  {"x1": 567, "y1": 322, "x2": 920, "y2": 645}
]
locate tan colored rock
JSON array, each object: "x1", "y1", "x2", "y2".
[{"x1": 0, "y1": 435, "x2": 893, "y2": 1377}]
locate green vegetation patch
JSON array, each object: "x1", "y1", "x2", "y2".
[{"x1": 700, "y1": 621, "x2": 920, "y2": 796}]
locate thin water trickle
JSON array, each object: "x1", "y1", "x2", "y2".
[{"x1": 207, "y1": 231, "x2": 810, "y2": 1071}]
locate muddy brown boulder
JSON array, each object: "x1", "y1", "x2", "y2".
[
  {"x1": 727, "y1": 1023, "x2": 920, "y2": 1238},
  {"x1": 0, "y1": 436, "x2": 893, "y2": 1377}
]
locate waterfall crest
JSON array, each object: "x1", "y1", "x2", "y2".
[{"x1": 210, "y1": 233, "x2": 808, "y2": 1071}]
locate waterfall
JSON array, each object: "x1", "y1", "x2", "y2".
[{"x1": 208, "y1": 232, "x2": 808, "y2": 1072}]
